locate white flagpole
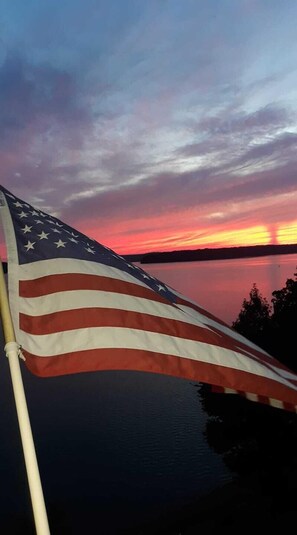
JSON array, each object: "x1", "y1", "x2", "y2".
[{"x1": 0, "y1": 259, "x2": 50, "y2": 535}]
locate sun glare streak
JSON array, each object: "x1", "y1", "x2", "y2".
[
  {"x1": 110, "y1": 225, "x2": 274, "y2": 254},
  {"x1": 277, "y1": 221, "x2": 297, "y2": 244},
  {"x1": 171, "y1": 226, "x2": 271, "y2": 249}
]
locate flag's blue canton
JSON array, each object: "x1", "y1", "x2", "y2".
[{"x1": 2, "y1": 188, "x2": 177, "y2": 304}]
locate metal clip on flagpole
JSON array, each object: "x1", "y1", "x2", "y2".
[{"x1": 0, "y1": 259, "x2": 50, "y2": 535}]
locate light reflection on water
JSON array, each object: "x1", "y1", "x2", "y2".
[{"x1": 138, "y1": 253, "x2": 297, "y2": 325}]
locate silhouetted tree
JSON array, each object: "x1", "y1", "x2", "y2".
[
  {"x1": 232, "y1": 271, "x2": 297, "y2": 371},
  {"x1": 269, "y1": 271, "x2": 297, "y2": 371},
  {"x1": 197, "y1": 270, "x2": 297, "y2": 505},
  {"x1": 232, "y1": 283, "x2": 271, "y2": 352}
]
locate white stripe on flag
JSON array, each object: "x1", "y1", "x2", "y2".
[{"x1": 17, "y1": 325, "x2": 297, "y2": 391}]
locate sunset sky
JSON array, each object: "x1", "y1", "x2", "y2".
[{"x1": 1, "y1": 0, "x2": 297, "y2": 254}]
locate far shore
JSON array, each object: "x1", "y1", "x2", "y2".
[
  {"x1": 124, "y1": 243, "x2": 297, "y2": 265},
  {"x1": 2, "y1": 244, "x2": 297, "y2": 272}
]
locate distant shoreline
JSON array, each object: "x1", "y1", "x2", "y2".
[
  {"x1": 124, "y1": 243, "x2": 297, "y2": 264},
  {"x1": 2, "y1": 244, "x2": 297, "y2": 272}
]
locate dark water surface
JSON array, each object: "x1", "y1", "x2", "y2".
[
  {"x1": 0, "y1": 253, "x2": 296, "y2": 533},
  {"x1": 0, "y1": 360, "x2": 231, "y2": 533}
]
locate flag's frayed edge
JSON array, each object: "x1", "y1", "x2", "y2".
[{"x1": 211, "y1": 385, "x2": 297, "y2": 412}]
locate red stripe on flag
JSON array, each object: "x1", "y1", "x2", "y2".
[
  {"x1": 18, "y1": 308, "x2": 297, "y2": 380},
  {"x1": 176, "y1": 296, "x2": 230, "y2": 328},
  {"x1": 20, "y1": 307, "x2": 218, "y2": 340},
  {"x1": 208, "y1": 325, "x2": 293, "y2": 375},
  {"x1": 174, "y1": 296, "x2": 292, "y2": 373},
  {"x1": 19, "y1": 273, "x2": 168, "y2": 303},
  {"x1": 19, "y1": 310, "x2": 293, "y2": 377},
  {"x1": 23, "y1": 347, "x2": 297, "y2": 409},
  {"x1": 211, "y1": 386, "x2": 297, "y2": 412}
]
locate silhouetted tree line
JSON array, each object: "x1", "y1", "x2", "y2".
[
  {"x1": 196, "y1": 271, "x2": 297, "y2": 518},
  {"x1": 232, "y1": 270, "x2": 297, "y2": 372}
]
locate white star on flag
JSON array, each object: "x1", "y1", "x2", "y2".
[
  {"x1": 54, "y1": 239, "x2": 67, "y2": 248},
  {"x1": 24, "y1": 241, "x2": 35, "y2": 251},
  {"x1": 22, "y1": 225, "x2": 32, "y2": 234},
  {"x1": 38, "y1": 231, "x2": 49, "y2": 240}
]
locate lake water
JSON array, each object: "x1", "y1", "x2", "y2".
[
  {"x1": 137, "y1": 253, "x2": 297, "y2": 325},
  {"x1": 0, "y1": 253, "x2": 296, "y2": 533}
]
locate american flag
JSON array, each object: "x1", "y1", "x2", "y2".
[{"x1": 1, "y1": 185, "x2": 297, "y2": 412}]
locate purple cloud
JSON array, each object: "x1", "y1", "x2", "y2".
[
  {"x1": 1, "y1": 1, "x2": 297, "y2": 253},
  {"x1": 233, "y1": 132, "x2": 297, "y2": 167},
  {"x1": 0, "y1": 53, "x2": 91, "y2": 147},
  {"x1": 59, "y1": 157, "x2": 297, "y2": 230}
]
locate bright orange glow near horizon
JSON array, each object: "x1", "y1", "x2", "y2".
[
  {"x1": 87, "y1": 221, "x2": 297, "y2": 255},
  {"x1": 112, "y1": 225, "x2": 271, "y2": 255},
  {"x1": 277, "y1": 220, "x2": 297, "y2": 245},
  {"x1": 0, "y1": 218, "x2": 296, "y2": 261}
]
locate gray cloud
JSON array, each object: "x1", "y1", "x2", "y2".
[
  {"x1": 176, "y1": 139, "x2": 228, "y2": 158},
  {"x1": 233, "y1": 132, "x2": 297, "y2": 167},
  {"x1": 175, "y1": 105, "x2": 293, "y2": 175},
  {"x1": 59, "y1": 157, "x2": 297, "y2": 229},
  {"x1": 0, "y1": 52, "x2": 92, "y2": 149}
]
